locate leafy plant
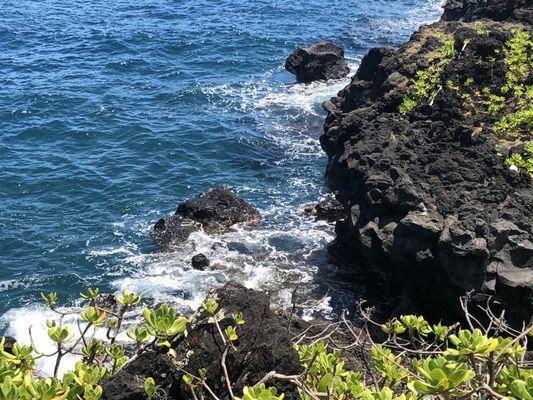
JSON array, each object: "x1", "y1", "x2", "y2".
[
  {"x1": 236, "y1": 384, "x2": 285, "y2": 400},
  {"x1": 115, "y1": 290, "x2": 141, "y2": 308},
  {"x1": 371, "y1": 345, "x2": 408, "y2": 385},
  {"x1": 1, "y1": 289, "x2": 531, "y2": 400},
  {"x1": 143, "y1": 304, "x2": 187, "y2": 347},
  {"x1": 144, "y1": 377, "x2": 158, "y2": 399},
  {"x1": 408, "y1": 357, "x2": 474, "y2": 396},
  {"x1": 505, "y1": 141, "x2": 533, "y2": 177},
  {"x1": 444, "y1": 328, "x2": 499, "y2": 359},
  {"x1": 399, "y1": 34, "x2": 456, "y2": 114}
]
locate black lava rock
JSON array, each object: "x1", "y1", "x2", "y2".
[
  {"x1": 101, "y1": 351, "x2": 178, "y2": 400},
  {"x1": 101, "y1": 283, "x2": 301, "y2": 400},
  {"x1": 285, "y1": 40, "x2": 350, "y2": 82},
  {"x1": 320, "y1": 0, "x2": 533, "y2": 324},
  {"x1": 191, "y1": 253, "x2": 210, "y2": 270},
  {"x1": 174, "y1": 282, "x2": 301, "y2": 399},
  {"x1": 1, "y1": 336, "x2": 16, "y2": 353},
  {"x1": 151, "y1": 187, "x2": 261, "y2": 249},
  {"x1": 304, "y1": 195, "x2": 345, "y2": 222}
]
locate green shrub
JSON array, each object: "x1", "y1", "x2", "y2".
[
  {"x1": 399, "y1": 34, "x2": 456, "y2": 114},
  {"x1": 0, "y1": 291, "x2": 531, "y2": 400},
  {"x1": 492, "y1": 29, "x2": 533, "y2": 139}
]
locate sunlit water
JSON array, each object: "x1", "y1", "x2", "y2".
[{"x1": 0, "y1": 0, "x2": 443, "y2": 373}]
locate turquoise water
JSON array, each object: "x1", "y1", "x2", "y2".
[{"x1": 0, "y1": 0, "x2": 443, "y2": 335}]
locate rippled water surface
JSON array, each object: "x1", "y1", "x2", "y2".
[{"x1": 0, "y1": 0, "x2": 443, "y2": 339}]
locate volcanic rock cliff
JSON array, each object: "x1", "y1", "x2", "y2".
[{"x1": 321, "y1": 0, "x2": 532, "y2": 322}]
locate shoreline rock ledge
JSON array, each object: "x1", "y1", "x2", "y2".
[
  {"x1": 151, "y1": 187, "x2": 261, "y2": 249},
  {"x1": 320, "y1": 0, "x2": 532, "y2": 322}
]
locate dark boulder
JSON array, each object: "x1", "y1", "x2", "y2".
[
  {"x1": 152, "y1": 187, "x2": 261, "y2": 249},
  {"x1": 101, "y1": 283, "x2": 301, "y2": 400},
  {"x1": 285, "y1": 40, "x2": 350, "y2": 82},
  {"x1": 191, "y1": 253, "x2": 210, "y2": 270},
  {"x1": 304, "y1": 195, "x2": 345, "y2": 222}
]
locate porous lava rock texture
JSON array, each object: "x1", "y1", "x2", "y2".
[
  {"x1": 101, "y1": 283, "x2": 301, "y2": 400},
  {"x1": 320, "y1": 0, "x2": 532, "y2": 322},
  {"x1": 151, "y1": 187, "x2": 261, "y2": 249},
  {"x1": 173, "y1": 282, "x2": 301, "y2": 400},
  {"x1": 285, "y1": 40, "x2": 350, "y2": 82}
]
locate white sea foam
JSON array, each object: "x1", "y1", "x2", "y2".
[
  {"x1": 0, "y1": 279, "x2": 26, "y2": 292},
  {"x1": 254, "y1": 67, "x2": 356, "y2": 116},
  {"x1": 201, "y1": 62, "x2": 357, "y2": 117},
  {"x1": 89, "y1": 246, "x2": 137, "y2": 257},
  {"x1": 1, "y1": 305, "x2": 81, "y2": 377}
]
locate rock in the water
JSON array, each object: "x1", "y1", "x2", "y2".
[
  {"x1": 101, "y1": 283, "x2": 301, "y2": 400},
  {"x1": 320, "y1": 0, "x2": 533, "y2": 323},
  {"x1": 304, "y1": 195, "x2": 345, "y2": 222},
  {"x1": 152, "y1": 187, "x2": 261, "y2": 249},
  {"x1": 285, "y1": 40, "x2": 350, "y2": 82},
  {"x1": 191, "y1": 253, "x2": 210, "y2": 270}
]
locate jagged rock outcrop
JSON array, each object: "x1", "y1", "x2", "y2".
[
  {"x1": 101, "y1": 352, "x2": 179, "y2": 400},
  {"x1": 151, "y1": 187, "x2": 261, "y2": 249},
  {"x1": 321, "y1": 0, "x2": 532, "y2": 322},
  {"x1": 101, "y1": 283, "x2": 300, "y2": 400},
  {"x1": 285, "y1": 40, "x2": 350, "y2": 82},
  {"x1": 442, "y1": 0, "x2": 532, "y2": 23}
]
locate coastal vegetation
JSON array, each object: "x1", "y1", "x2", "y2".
[
  {"x1": 0, "y1": 289, "x2": 531, "y2": 400},
  {"x1": 492, "y1": 29, "x2": 532, "y2": 140},
  {"x1": 399, "y1": 27, "x2": 532, "y2": 147},
  {"x1": 398, "y1": 34, "x2": 456, "y2": 115}
]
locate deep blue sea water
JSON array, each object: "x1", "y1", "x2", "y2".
[{"x1": 0, "y1": 0, "x2": 443, "y2": 346}]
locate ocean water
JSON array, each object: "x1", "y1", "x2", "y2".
[{"x1": 0, "y1": 0, "x2": 443, "y2": 364}]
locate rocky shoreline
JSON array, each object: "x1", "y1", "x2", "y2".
[
  {"x1": 127, "y1": 4, "x2": 533, "y2": 396},
  {"x1": 320, "y1": 0, "x2": 532, "y2": 323},
  {"x1": 2, "y1": 2, "x2": 531, "y2": 399}
]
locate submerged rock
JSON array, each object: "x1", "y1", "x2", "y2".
[
  {"x1": 191, "y1": 253, "x2": 210, "y2": 270},
  {"x1": 101, "y1": 283, "x2": 300, "y2": 400},
  {"x1": 320, "y1": 0, "x2": 533, "y2": 323},
  {"x1": 152, "y1": 187, "x2": 261, "y2": 249},
  {"x1": 285, "y1": 40, "x2": 350, "y2": 82}
]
